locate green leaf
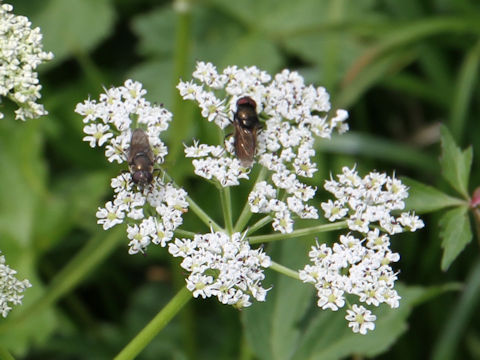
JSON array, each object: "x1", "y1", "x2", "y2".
[
  {"x1": 433, "y1": 259, "x2": 480, "y2": 360},
  {"x1": 439, "y1": 206, "x2": 473, "y2": 270},
  {"x1": 242, "y1": 240, "x2": 314, "y2": 360},
  {"x1": 292, "y1": 284, "x2": 439, "y2": 360},
  {"x1": 218, "y1": 34, "x2": 282, "y2": 73},
  {"x1": 131, "y1": 6, "x2": 176, "y2": 57},
  {"x1": 316, "y1": 132, "x2": 438, "y2": 172},
  {"x1": 402, "y1": 177, "x2": 466, "y2": 214},
  {"x1": 439, "y1": 125, "x2": 473, "y2": 199},
  {"x1": 33, "y1": 0, "x2": 115, "y2": 64}
]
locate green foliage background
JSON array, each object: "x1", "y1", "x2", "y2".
[{"x1": 1, "y1": 0, "x2": 480, "y2": 359}]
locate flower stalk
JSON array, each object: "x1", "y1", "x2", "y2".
[{"x1": 114, "y1": 286, "x2": 192, "y2": 360}]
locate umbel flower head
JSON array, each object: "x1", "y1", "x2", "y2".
[
  {"x1": 300, "y1": 167, "x2": 424, "y2": 334},
  {"x1": 0, "y1": 3, "x2": 54, "y2": 120},
  {"x1": 178, "y1": 61, "x2": 349, "y2": 233},
  {"x1": 75, "y1": 80, "x2": 189, "y2": 254},
  {"x1": 0, "y1": 251, "x2": 31, "y2": 318},
  {"x1": 169, "y1": 230, "x2": 271, "y2": 308}
]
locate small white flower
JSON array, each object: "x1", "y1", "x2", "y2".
[
  {"x1": 345, "y1": 305, "x2": 376, "y2": 335},
  {"x1": 0, "y1": 3, "x2": 54, "y2": 120},
  {"x1": 78, "y1": 82, "x2": 189, "y2": 254},
  {"x1": 169, "y1": 230, "x2": 271, "y2": 308},
  {"x1": 179, "y1": 61, "x2": 348, "y2": 234},
  {"x1": 321, "y1": 166, "x2": 423, "y2": 236},
  {"x1": 0, "y1": 251, "x2": 32, "y2": 318}
]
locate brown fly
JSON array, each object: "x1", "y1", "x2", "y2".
[
  {"x1": 128, "y1": 128, "x2": 155, "y2": 186},
  {"x1": 233, "y1": 96, "x2": 261, "y2": 167}
]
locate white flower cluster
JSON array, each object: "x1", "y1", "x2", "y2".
[
  {"x1": 169, "y1": 231, "x2": 271, "y2": 308},
  {"x1": 299, "y1": 231, "x2": 400, "y2": 334},
  {"x1": 75, "y1": 79, "x2": 170, "y2": 164},
  {"x1": 178, "y1": 61, "x2": 349, "y2": 233},
  {"x1": 0, "y1": 3, "x2": 53, "y2": 121},
  {"x1": 76, "y1": 80, "x2": 189, "y2": 254},
  {"x1": 321, "y1": 166, "x2": 424, "y2": 234},
  {"x1": 299, "y1": 167, "x2": 424, "y2": 334},
  {"x1": 0, "y1": 251, "x2": 31, "y2": 318},
  {"x1": 97, "y1": 173, "x2": 189, "y2": 254}
]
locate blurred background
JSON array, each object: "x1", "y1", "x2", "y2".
[{"x1": 1, "y1": 0, "x2": 480, "y2": 359}]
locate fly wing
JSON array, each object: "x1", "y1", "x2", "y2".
[
  {"x1": 234, "y1": 122, "x2": 257, "y2": 167},
  {"x1": 128, "y1": 128, "x2": 154, "y2": 165}
]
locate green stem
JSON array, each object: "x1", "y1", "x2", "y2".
[
  {"x1": 0, "y1": 346, "x2": 15, "y2": 360},
  {"x1": 246, "y1": 215, "x2": 273, "y2": 236},
  {"x1": 187, "y1": 194, "x2": 223, "y2": 232},
  {"x1": 168, "y1": 2, "x2": 193, "y2": 166},
  {"x1": 0, "y1": 226, "x2": 124, "y2": 333},
  {"x1": 234, "y1": 167, "x2": 268, "y2": 233},
  {"x1": 248, "y1": 221, "x2": 348, "y2": 244},
  {"x1": 219, "y1": 185, "x2": 233, "y2": 234},
  {"x1": 114, "y1": 286, "x2": 192, "y2": 360},
  {"x1": 174, "y1": 228, "x2": 197, "y2": 238},
  {"x1": 162, "y1": 170, "x2": 223, "y2": 232},
  {"x1": 269, "y1": 261, "x2": 300, "y2": 280}
]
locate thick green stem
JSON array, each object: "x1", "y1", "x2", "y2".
[
  {"x1": 114, "y1": 286, "x2": 192, "y2": 360},
  {"x1": 234, "y1": 167, "x2": 268, "y2": 233},
  {"x1": 219, "y1": 185, "x2": 234, "y2": 234},
  {"x1": 248, "y1": 221, "x2": 348, "y2": 244},
  {"x1": 269, "y1": 261, "x2": 300, "y2": 280},
  {"x1": 168, "y1": 2, "x2": 193, "y2": 166}
]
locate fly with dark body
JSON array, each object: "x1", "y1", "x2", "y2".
[
  {"x1": 233, "y1": 96, "x2": 261, "y2": 167},
  {"x1": 128, "y1": 128, "x2": 155, "y2": 187}
]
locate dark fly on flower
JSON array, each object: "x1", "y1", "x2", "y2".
[
  {"x1": 233, "y1": 96, "x2": 261, "y2": 167},
  {"x1": 128, "y1": 128, "x2": 155, "y2": 187}
]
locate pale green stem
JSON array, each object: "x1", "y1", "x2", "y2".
[
  {"x1": 174, "y1": 229, "x2": 197, "y2": 238},
  {"x1": 234, "y1": 167, "x2": 268, "y2": 233},
  {"x1": 162, "y1": 170, "x2": 223, "y2": 232},
  {"x1": 219, "y1": 185, "x2": 233, "y2": 234},
  {"x1": 248, "y1": 221, "x2": 348, "y2": 244},
  {"x1": 269, "y1": 261, "x2": 300, "y2": 280},
  {"x1": 246, "y1": 215, "x2": 273, "y2": 236},
  {"x1": 114, "y1": 286, "x2": 192, "y2": 360},
  {"x1": 187, "y1": 195, "x2": 223, "y2": 232}
]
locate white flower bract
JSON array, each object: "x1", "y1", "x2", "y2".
[
  {"x1": 0, "y1": 251, "x2": 32, "y2": 318},
  {"x1": 169, "y1": 231, "x2": 271, "y2": 308},
  {"x1": 0, "y1": 3, "x2": 53, "y2": 120}
]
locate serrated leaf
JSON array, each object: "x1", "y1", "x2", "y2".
[
  {"x1": 439, "y1": 125, "x2": 473, "y2": 199},
  {"x1": 439, "y1": 206, "x2": 472, "y2": 270},
  {"x1": 402, "y1": 177, "x2": 465, "y2": 214},
  {"x1": 33, "y1": 0, "x2": 115, "y2": 64}
]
